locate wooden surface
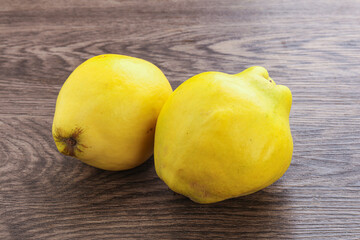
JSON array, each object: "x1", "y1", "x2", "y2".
[{"x1": 1, "y1": 0, "x2": 360, "y2": 239}]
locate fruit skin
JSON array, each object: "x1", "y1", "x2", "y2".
[
  {"x1": 154, "y1": 66, "x2": 293, "y2": 204},
  {"x1": 52, "y1": 54, "x2": 172, "y2": 171}
]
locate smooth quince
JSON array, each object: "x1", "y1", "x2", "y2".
[{"x1": 53, "y1": 54, "x2": 172, "y2": 171}]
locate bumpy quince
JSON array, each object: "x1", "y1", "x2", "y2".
[{"x1": 154, "y1": 66, "x2": 293, "y2": 203}]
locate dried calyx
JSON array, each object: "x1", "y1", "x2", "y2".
[{"x1": 53, "y1": 127, "x2": 86, "y2": 157}]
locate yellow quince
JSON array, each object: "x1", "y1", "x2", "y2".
[
  {"x1": 154, "y1": 66, "x2": 293, "y2": 203},
  {"x1": 53, "y1": 54, "x2": 172, "y2": 171}
]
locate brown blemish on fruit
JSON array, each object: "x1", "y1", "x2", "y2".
[
  {"x1": 147, "y1": 127, "x2": 154, "y2": 134},
  {"x1": 190, "y1": 182, "x2": 209, "y2": 198},
  {"x1": 176, "y1": 169, "x2": 216, "y2": 200},
  {"x1": 54, "y1": 127, "x2": 87, "y2": 157}
]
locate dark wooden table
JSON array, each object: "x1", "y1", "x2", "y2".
[{"x1": 1, "y1": 0, "x2": 360, "y2": 239}]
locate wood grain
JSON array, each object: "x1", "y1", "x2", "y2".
[{"x1": 1, "y1": 0, "x2": 360, "y2": 239}]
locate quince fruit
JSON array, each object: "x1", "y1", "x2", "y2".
[
  {"x1": 154, "y1": 66, "x2": 293, "y2": 203},
  {"x1": 53, "y1": 54, "x2": 172, "y2": 171}
]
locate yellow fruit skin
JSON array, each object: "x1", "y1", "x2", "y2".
[
  {"x1": 52, "y1": 54, "x2": 172, "y2": 171},
  {"x1": 154, "y1": 66, "x2": 293, "y2": 203}
]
